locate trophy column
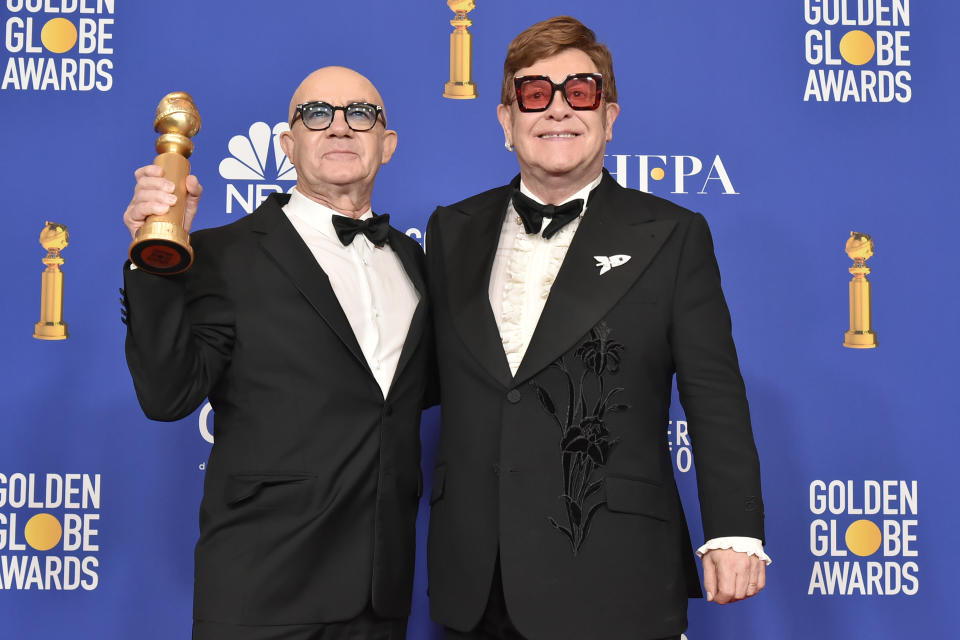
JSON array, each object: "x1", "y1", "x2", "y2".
[
  {"x1": 843, "y1": 231, "x2": 878, "y2": 349},
  {"x1": 444, "y1": 1, "x2": 478, "y2": 99},
  {"x1": 33, "y1": 222, "x2": 69, "y2": 340},
  {"x1": 129, "y1": 91, "x2": 201, "y2": 275}
]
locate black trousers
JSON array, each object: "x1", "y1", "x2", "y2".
[
  {"x1": 443, "y1": 560, "x2": 681, "y2": 640},
  {"x1": 193, "y1": 605, "x2": 406, "y2": 640}
]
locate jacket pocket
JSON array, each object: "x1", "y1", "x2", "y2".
[
  {"x1": 604, "y1": 474, "x2": 669, "y2": 521},
  {"x1": 224, "y1": 472, "x2": 316, "y2": 511},
  {"x1": 429, "y1": 464, "x2": 447, "y2": 505}
]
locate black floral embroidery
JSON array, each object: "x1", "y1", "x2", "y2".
[
  {"x1": 575, "y1": 322, "x2": 624, "y2": 375},
  {"x1": 562, "y1": 417, "x2": 612, "y2": 465},
  {"x1": 530, "y1": 321, "x2": 629, "y2": 554}
]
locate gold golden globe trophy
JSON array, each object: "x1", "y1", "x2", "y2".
[
  {"x1": 444, "y1": 0, "x2": 478, "y2": 99},
  {"x1": 843, "y1": 231, "x2": 878, "y2": 349},
  {"x1": 128, "y1": 91, "x2": 201, "y2": 275},
  {"x1": 33, "y1": 222, "x2": 69, "y2": 340}
]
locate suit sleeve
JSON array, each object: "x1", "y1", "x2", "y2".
[
  {"x1": 122, "y1": 231, "x2": 235, "y2": 421},
  {"x1": 670, "y1": 212, "x2": 765, "y2": 543}
]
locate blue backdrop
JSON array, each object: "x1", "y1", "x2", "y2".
[{"x1": 2, "y1": 1, "x2": 957, "y2": 638}]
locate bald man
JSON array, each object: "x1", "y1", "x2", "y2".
[{"x1": 121, "y1": 67, "x2": 433, "y2": 639}]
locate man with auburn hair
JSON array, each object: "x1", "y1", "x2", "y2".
[
  {"x1": 426, "y1": 16, "x2": 769, "y2": 640},
  {"x1": 121, "y1": 67, "x2": 432, "y2": 639}
]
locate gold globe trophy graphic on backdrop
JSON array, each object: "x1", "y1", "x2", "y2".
[
  {"x1": 128, "y1": 91, "x2": 201, "y2": 275},
  {"x1": 444, "y1": 0, "x2": 478, "y2": 99},
  {"x1": 843, "y1": 231, "x2": 878, "y2": 349},
  {"x1": 33, "y1": 222, "x2": 69, "y2": 340}
]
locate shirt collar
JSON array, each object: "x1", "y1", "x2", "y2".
[
  {"x1": 283, "y1": 187, "x2": 373, "y2": 241},
  {"x1": 518, "y1": 172, "x2": 603, "y2": 208}
]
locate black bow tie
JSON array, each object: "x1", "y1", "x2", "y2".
[
  {"x1": 332, "y1": 213, "x2": 391, "y2": 247},
  {"x1": 511, "y1": 189, "x2": 584, "y2": 240}
]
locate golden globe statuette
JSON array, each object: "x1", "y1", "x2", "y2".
[
  {"x1": 843, "y1": 231, "x2": 878, "y2": 349},
  {"x1": 33, "y1": 222, "x2": 69, "y2": 340},
  {"x1": 443, "y1": 0, "x2": 478, "y2": 99},
  {"x1": 128, "y1": 91, "x2": 201, "y2": 275}
]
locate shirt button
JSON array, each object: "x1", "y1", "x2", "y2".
[{"x1": 507, "y1": 389, "x2": 521, "y2": 403}]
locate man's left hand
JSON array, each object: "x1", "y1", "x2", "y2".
[{"x1": 701, "y1": 548, "x2": 766, "y2": 604}]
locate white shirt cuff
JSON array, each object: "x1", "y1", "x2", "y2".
[{"x1": 696, "y1": 537, "x2": 771, "y2": 565}]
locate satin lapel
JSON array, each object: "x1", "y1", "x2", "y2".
[
  {"x1": 253, "y1": 198, "x2": 371, "y2": 374},
  {"x1": 441, "y1": 184, "x2": 515, "y2": 389},
  {"x1": 386, "y1": 228, "x2": 427, "y2": 394},
  {"x1": 512, "y1": 174, "x2": 678, "y2": 385}
]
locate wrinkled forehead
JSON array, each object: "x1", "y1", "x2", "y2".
[{"x1": 288, "y1": 68, "x2": 385, "y2": 120}]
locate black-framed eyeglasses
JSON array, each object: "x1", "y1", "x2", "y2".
[
  {"x1": 290, "y1": 101, "x2": 386, "y2": 131},
  {"x1": 513, "y1": 73, "x2": 603, "y2": 112}
]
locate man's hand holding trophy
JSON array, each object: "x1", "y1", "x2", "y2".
[{"x1": 124, "y1": 91, "x2": 202, "y2": 275}]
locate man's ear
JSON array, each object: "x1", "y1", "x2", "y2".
[
  {"x1": 497, "y1": 103, "x2": 513, "y2": 147},
  {"x1": 603, "y1": 102, "x2": 620, "y2": 142},
  {"x1": 279, "y1": 130, "x2": 295, "y2": 165},
  {"x1": 380, "y1": 129, "x2": 398, "y2": 164}
]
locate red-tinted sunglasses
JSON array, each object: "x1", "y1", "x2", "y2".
[{"x1": 513, "y1": 73, "x2": 603, "y2": 112}]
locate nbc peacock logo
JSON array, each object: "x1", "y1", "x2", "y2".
[{"x1": 219, "y1": 121, "x2": 297, "y2": 214}]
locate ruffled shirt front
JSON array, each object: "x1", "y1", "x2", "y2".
[{"x1": 488, "y1": 175, "x2": 599, "y2": 375}]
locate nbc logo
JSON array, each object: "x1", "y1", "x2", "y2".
[
  {"x1": 2, "y1": 0, "x2": 116, "y2": 92},
  {"x1": 803, "y1": 0, "x2": 912, "y2": 103},
  {"x1": 220, "y1": 121, "x2": 297, "y2": 214}
]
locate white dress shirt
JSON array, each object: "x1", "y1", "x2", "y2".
[
  {"x1": 283, "y1": 188, "x2": 419, "y2": 398},
  {"x1": 487, "y1": 174, "x2": 770, "y2": 564}
]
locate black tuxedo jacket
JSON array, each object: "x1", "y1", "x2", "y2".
[
  {"x1": 425, "y1": 172, "x2": 764, "y2": 640},
  {"x1": 123, "y1": 193, "x2": 432, "y2": 629}
]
